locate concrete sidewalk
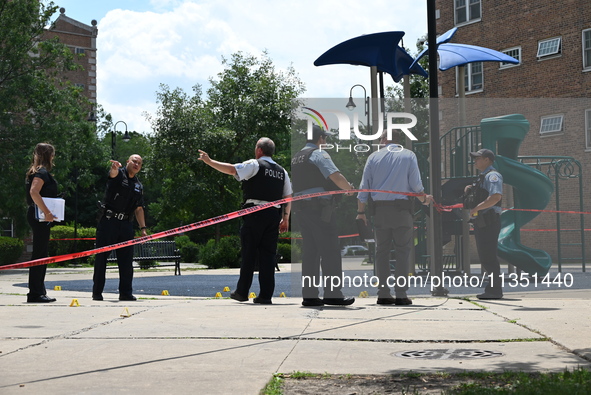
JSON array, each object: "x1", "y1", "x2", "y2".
[{"x1": 0, "y1": 266, "x2": 590, "y2": 394}]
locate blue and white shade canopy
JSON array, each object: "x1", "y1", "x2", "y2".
[{"x1": 410, "y1": 27, "x2": 519, "y2": 71}]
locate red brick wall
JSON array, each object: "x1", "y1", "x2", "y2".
[{"x1": 41, "y1": 14, "x2": 97, "y2": 104}]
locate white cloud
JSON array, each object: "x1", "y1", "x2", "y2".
[
  {"x1": 96, "y1": 0, "x2": 428, "y2": 132},
  {"x1": 103, "y1": 99, "x2": 157, "y2": 135},
  {"x1": 99, "y1": 5, "x2": 222, "y2": 80}
]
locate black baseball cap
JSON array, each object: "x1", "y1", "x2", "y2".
[
  {"x1": 311, "y1": 124, "x2": 335, "y2": 140},
  {"x1": 469, "y1": 148, "x2": 495, "y2": 161}
]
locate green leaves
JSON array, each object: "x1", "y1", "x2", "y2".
[
  {"x1": 0, "y1": 1, "x2": 104, "y2": 236},
  {"x1": 147, "y1": 52, "x2": 305, "y2": 235}
]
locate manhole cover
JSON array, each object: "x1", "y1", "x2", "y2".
[{"x1": 394, "y1": 349, "x2": 503, "y2": 360}]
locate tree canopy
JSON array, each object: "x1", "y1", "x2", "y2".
[
  {"x1": 0, "y1": 0, "x2": 106, "y2": 236},
  {"x1": 147, "y1": 52, "x2": 305, "y2": 239}
]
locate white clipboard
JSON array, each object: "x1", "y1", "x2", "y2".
[{"x1": 35, "y1": 197, "x2": 65, "y2": 222}]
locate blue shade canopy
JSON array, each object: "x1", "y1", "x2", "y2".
[
  {"x1": 436, "y1": 43, "x2": 519, "y2": 70},
  {"x1": 411, "y1": 42, "x2": 519, "y2": 71},
  {"x1": 392, "y1": 46, "x2": 429, "y2": 81},
  {"x1": 409, "y1": 27, "x2": 458, "y2": 70},
  {"x1": 314, "y1": 31, "x2": 428, "y2": 82},
  {"x1": 435, "y1": 27, "x2": 458, "y2": 45}
]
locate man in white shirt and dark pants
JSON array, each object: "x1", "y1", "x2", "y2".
[{"x1": 198, "y1": 138, "x2": 292, "y2": 304}]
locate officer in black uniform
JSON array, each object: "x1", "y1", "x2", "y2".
[
  {"x1": 93, "y1": 154, "x2": 148, "y2": 301},
  {"x1": 198, "y1": 137, "x2": 292, "y2": 304},
  {"x1": 292, "y1": 125, "x2": 355, "y2": 307}
]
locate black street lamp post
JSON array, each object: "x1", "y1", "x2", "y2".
[
  {"x1": 111, "y1": 120, "x2": 132, "y2": 160},
  {"x1": 345, "y1": 84, "x2": 371, "y2": 132}
]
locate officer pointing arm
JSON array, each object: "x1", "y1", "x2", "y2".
[
  {"x1": 92, "y1": 154, "x2": 147, "y2": 302},
  {"x1": 108, "y1": 159, "x2": 147, "y2": 237},
  {"x1": 198, "y1": 138, "x2": 291, "y2": 304},
  {"x1": 197, "y1": 150, "x2": 237, "y2": 175}
]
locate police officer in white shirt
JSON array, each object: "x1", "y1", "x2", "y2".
[{"x1": 199, "y1": 138, "x2": 292, "y2": 304}]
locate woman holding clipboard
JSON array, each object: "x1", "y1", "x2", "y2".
[{"x1": 25, "y1": 143, "x2": 59, "y2": 303}]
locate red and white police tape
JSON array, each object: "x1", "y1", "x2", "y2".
[
  {"x1": 0, "y1": 189, "x2": 422, "y2": 270},
  {"x1": 2, "y1": 188, "x2": 590, "y2": 271}
]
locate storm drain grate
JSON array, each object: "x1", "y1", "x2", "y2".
[{"x1": 394, "y1": 349, "x2": 504, "y2": 360}]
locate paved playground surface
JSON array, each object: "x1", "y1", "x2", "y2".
[{"x1": 0, "y1": 263, "x2": 589, "y2": 394}]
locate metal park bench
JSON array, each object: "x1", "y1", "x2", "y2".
[{"x1": 107, "y1": 240, "x2": 182, "y2": 275}]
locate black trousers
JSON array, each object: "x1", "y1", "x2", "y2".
[
  {"x1": 236, "y1": 207, "x2": 281, "y2": 300},
  {"x1": 93, "y1": 216, "x2": 135, "y2": 296},
  {"x1": 297, "y1": 204, "x2": 345, "y2": 299},
  {"x1": 27, "y1": 206, "x2": 51, "y2": 297},
  {"x1": 473, "y1": 212, "x2": 502, "y2": 292},
  {"x1": 373, "y1": 205, "x2": 414, "y2": 298}
]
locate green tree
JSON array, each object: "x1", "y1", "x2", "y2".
[
  {"x1": 146, "y1": 83, "x2": 223, "y2": 236},
  {"x1": 147, "y1": 52, "x2": 305, "y2": 240},
  {"x1": 206, "y1": 51, "x2": 305, "y2": 168},
  {"x1": 0, "y1": 0, "x2": 106, "y2": 236}
]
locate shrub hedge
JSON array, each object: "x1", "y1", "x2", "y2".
[
  {"x1": 199, "y1": 236, "x2": 241, "y2": 269},
  {"x1": 175, "y1": 235, "x2": 200, "y2": 263},
  {"x1": 194, "y1": 232, "x2": 300, "y2": 269},
  {"x1": 48, "y1": 225, "x2": 96, "y2": 265},
  {"x1": 0, "y1": 237, "x2": 24, "y2": 266},
  {"x1": 277, "y1": 232, "x2": 301, "y2": 263}
]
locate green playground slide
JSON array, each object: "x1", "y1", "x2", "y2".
[
  {"x1": 494, "y1": 156, "x2": 553, "y2": 275},
  {"x1": 480, "y1": 114, "x2": 554, "y2": 276}
]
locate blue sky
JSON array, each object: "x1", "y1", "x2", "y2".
[{"x1": 53, "y1": 0, "x2": 428, "y2": 133}]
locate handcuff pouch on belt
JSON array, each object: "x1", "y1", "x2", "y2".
[{"x1": 97, "y1": 201, "x2": 133, "y2": 222}]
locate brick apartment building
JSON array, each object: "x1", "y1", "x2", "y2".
[
  {"x1": 433, "y1": 0, "x2": 591, "y2": 264},
  {"x1": 42, "y1": 7, "x2": 98, "y2": 108}
]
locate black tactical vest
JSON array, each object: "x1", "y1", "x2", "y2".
[
  {"x1": 463, "y1": 169, "x2": 502, "y2": 209},
  {"x1": 242, "y1": 159, "x2": 285, "y2": 203},
  {"x1": 291, "y1": 148, "x2": 338, "y2": 193}
]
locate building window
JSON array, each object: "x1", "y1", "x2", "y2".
[
  {"x1": 74, "y1": 83, "x2": 85, "y2": 90},
  {"x1": 537, "y1": 37, "x2": 561, "y2": 59},
  {"x1": 500, "y1": 47, "x2": 521, "y2": 68},
  {"x1": 583, "y1": 30, "x2": 591, "y2": 70},
  {"x1": 455, "y1": 0, "x2": 481, "y2": 25},
  {"x1": 75, "y1": 47, "x2": 85, "y2": 55},
  {"x1": 463, "y1": 62, "x2": 483, "y2": 92},
  {"x1": 539, "y1": 115, "x2": 563, "y2": 134},
  {"x1": 586, "y1": 110, "x2": 591, "y2": 149}
]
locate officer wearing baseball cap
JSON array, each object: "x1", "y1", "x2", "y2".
[
  {"x1": 466, "y1": 148, "x2": 503, "y2": 299},
  {"x1": 470, "y1": 148, "x2": 495, "y2": 161},
  {"x1": 291, "y1": 125, "x2": 356, "y2": 307}
]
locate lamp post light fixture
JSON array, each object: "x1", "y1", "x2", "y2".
[
  {"x1": 111, "y1": 120, "x2": 132, "y2": 159},
  {"x1": 346, "y1": 84, "x2": 371, "y2": 132}
]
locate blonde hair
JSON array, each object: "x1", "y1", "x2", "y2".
[{"x1": 26, "y1": 143, "x2": 55, "y2": 177}]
